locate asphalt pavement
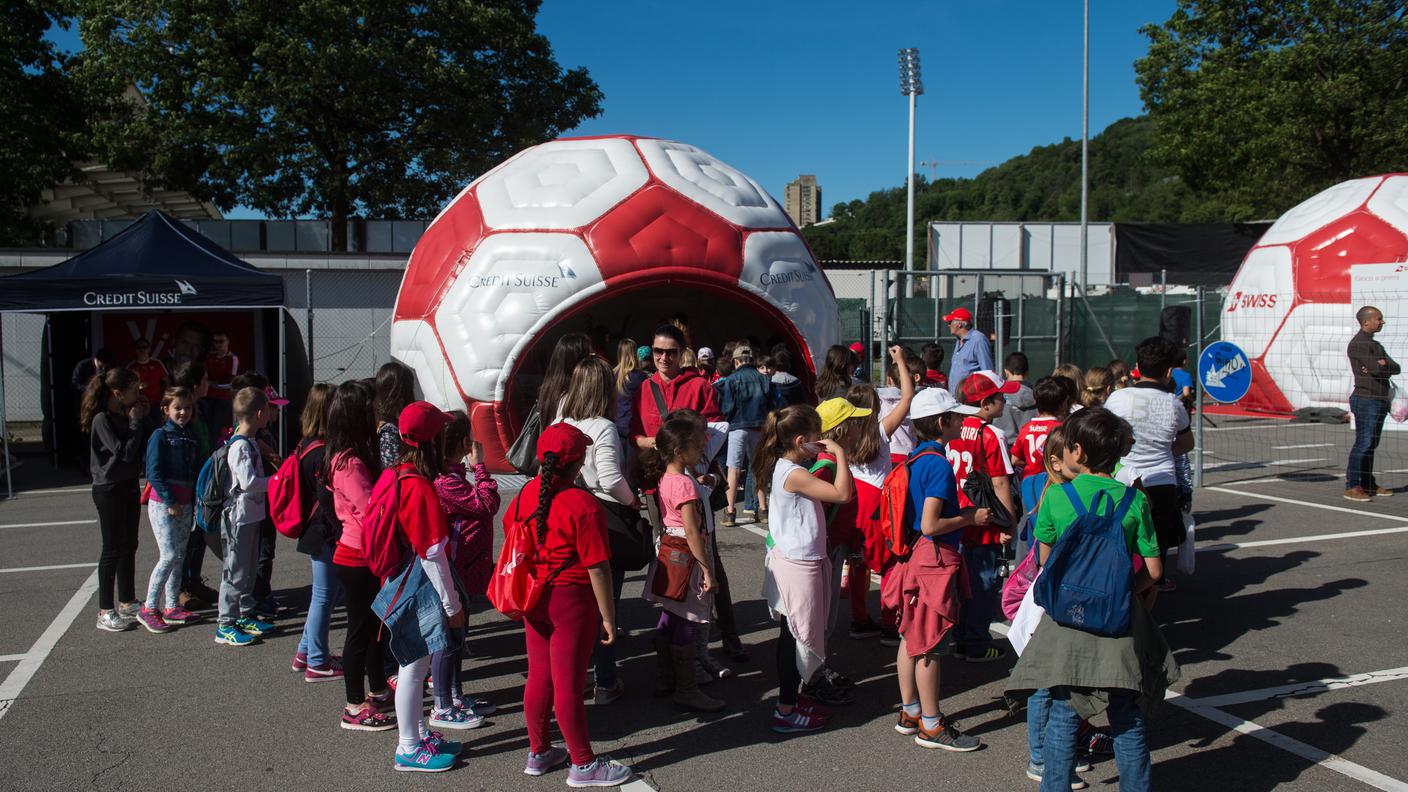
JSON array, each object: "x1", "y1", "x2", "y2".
[{"x1": 1, "y1": 472, "x2": 1406, "y2": 792}]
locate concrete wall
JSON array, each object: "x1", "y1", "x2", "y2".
[{"x1": 927, "y1": 221, "x2": 1115, "y2": 286}]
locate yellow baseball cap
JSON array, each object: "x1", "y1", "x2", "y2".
[{"x1": 816, "y1": 398, "x2": 874, "y2": 434}]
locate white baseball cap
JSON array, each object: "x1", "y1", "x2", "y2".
[
  {"x1": 697, "y1": 346, "x2": 716, "y2": 360},
  {"x1": 909, "y1": 387, "x2": 980, "y2": 419}
]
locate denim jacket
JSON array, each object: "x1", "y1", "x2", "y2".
[
  {"x1": 714, "y1": 365, "x2": 772, "y2": 430},
  {"x1": 145, "y1": 419, "x2": 199, "y2": 504},
  {"x1": 373, "y1": 557, "x2": 465, "y2": 665}
]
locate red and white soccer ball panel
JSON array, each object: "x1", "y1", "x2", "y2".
[
  {"x1": 476, "y1": 138, "x2": 649, "y2": 230},
  {"x1": 1222, "y1": 245, "x2": 1294, "y2": 359},
  {"x1": 1366, "y1": 175, "x2": 1408, "y2": 232},
  {"x1": 432, "y1": 233, "x2": 604, "y2": 403},
  {"x1": 740, "y1": 231, "x2": 840, "y2": 367},
  {"x1": 390, "y1": 319, "x2": 460, "y2": 410},
  {"x1": 635, "y1": 139, "x2": 792, "y2": 229},
  {"x1": 427, "y1": 147, "x2": 531, "y2": 228},
  {"x1": 1260, "y1": 302, "x2": 1356, "y2": 409},
  {"x1": 1258, "y1": 176, "x2": 1383, "y2": 246}
]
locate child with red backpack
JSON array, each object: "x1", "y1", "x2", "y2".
[
  {"x1": 501, "y1": 422, "x2": 632, "y2": 787},
  {"x1": 881, "y1": 387, "x2": 988, "y2": 753},
  {"x1": 364, "y1": 402, "x2": 471, "y2": 773},
  {"x1": 1006, "y1": 407, "x2": 1177, "y2": 792}
]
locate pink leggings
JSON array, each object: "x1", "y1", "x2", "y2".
[{"x1": 524, "y1": 584, "x2": 600, "y2": 765}]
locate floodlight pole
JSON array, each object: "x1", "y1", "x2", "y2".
[
  {"x1": 1079, "y1": 0, "x2": 1089, "y2": 296},
  {"x1": 899, "y1": 48, "x2": 923, "y2": 299}
]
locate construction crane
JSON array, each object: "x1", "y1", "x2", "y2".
[{"x1": 918, "y1": 159, "x2": 996, "y2": 180}]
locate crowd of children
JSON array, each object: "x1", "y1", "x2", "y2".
[{"x1": 78, "y1": 326, "x2": 1195, "y2": 788}]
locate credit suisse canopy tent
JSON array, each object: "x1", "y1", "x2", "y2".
[
  {"x1": 0, "y1": 209, "x2": 285, "y2": 498},
  {"x1": 0, "y1": 209, "x2": 283, "y2": 312}
]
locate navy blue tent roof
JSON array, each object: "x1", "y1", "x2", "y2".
[{"x1": 0, "y1": 210, "x2": 284, "y2": 312}]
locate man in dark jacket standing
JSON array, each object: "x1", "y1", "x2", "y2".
[
  {"x1": 714, "y1": 346, "x2": 771, "y2": 526},
  {"x1": 1346, "y1": 305, "x2": 1400, "y2": 502}
]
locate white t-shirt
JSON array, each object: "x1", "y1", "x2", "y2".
[
  {"x1": 877, "y1": 386, "x2": 915, "y2": 457},
  {"x1": 1104, "y1": 383, "x2": 1190, "y2": 488},
  {"x1": 768, "y1": 458, "x2": 827, "y2": 561},
  {"x1": 849, "y1": 452, "x2": 892, "y2": 490},
  {"x1": 560, "y1": 415, "x2": 635, "y2": 506}
]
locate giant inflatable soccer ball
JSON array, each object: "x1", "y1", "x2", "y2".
[
  {"x1": 390, "y1": 135, "x2": 840, "y2": 471},
  {"x1": 1222, "y1": 174, "x2": 1408, "y2": 413}
]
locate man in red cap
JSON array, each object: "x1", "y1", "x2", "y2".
[
  {"x1": 943, "y1": 307, "x2": 992, "y2": 396},
  {"x1": 948, "y1": 370, "x2": 1018, "y2": 664}
]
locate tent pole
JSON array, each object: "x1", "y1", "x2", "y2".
[
  {"x1": 1, "y1": 314, "x2": 12, "y2": 499},
  {"x1": 278, "y1": 308, "x2": 286, "y2": 457},
  {"x1": 45, "y1": 314, "x2": 58, "y2": 469}
]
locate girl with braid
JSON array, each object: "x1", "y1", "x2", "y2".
[{"x1": 505, "y1": 422, "x2": 632, "y2": 787}]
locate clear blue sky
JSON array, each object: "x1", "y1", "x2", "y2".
[
  {"x1": 50, "y1": 1, "x2": 1177, "y2": 220},
  {"x1": 536, "y1": 0, "x2": 1176, "y2": 218}
]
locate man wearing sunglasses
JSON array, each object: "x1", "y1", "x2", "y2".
[{"x1": 630, "y1": 324, "x2": 724, "y2": 450}]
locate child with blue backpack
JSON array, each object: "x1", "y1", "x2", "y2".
[
  {"x1": 1006, "y1": 407, "x2": 1180, "y2": 792},
  {"x1": 213, "y1": 387, "x2": 275, "y2": 647}
]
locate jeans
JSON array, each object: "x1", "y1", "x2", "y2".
[
  {"x1": 591, "y1": 565, "x2": 627, "y2": 688},
  {"x1": 145, "y1": 501, "x2": 192, "y2": 611},
  {"x1": 94, "y1": 481, "x2": 141, "y2": 611},
  {"x1": 296, "y1": 545, "x2": 343, "y2": 667},
  {"x1": 1347, "y1": 395, "x2": 1388, "y2": 489},
  {"x1": 744, "y1": 469, "x2": 758, "y2": 512},
  {"x1": 1042, "y1": 689, "x2": 1150, "y2": 792},
  {"x1": 1027, "y1": 687, "x2": 1053, "y2": 765},
  {"x1": 958, "y1": 542, "x2": 1002, "y2": 652}
]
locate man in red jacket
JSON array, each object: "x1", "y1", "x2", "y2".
[{"x1": 632, "y1": 324, "x2": 723, "y2": 449}]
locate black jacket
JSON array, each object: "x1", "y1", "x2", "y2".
[{"x1": 1348, "y1": 330, "x2": 1400, "y2": 401}]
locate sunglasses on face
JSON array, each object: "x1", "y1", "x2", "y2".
[{"x1": 652, "y1": 347, "x2": 681, "y2": 358}]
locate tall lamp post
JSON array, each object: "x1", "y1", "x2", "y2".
[{"x1": 899, "y1": 47, "x2": 923, "y2": 298}]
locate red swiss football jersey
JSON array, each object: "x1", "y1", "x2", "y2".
[
  {"x1": 1013, "y1": 416, "x2": 1062, "y2": 478},
  {"x1": 946, "y1": 416, "x2": 1014, "y2": 544}
]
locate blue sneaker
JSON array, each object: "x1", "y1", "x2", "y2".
[
  {"x1": 234, "y1": 616, "x2": 274, "y2": 636},
  {"x1": 214, "y1": 624, "x2": 256, "y2": 646},
  {"x1": 394, "y1": 739, "x2": 456, "y2": 773},
  {"x1": 426, "y1": 731, "x2": 464, "y2": 756}
]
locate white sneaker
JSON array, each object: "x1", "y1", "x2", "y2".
[{"x1": 96, "y1": 610, "x2": 135, "y2": 632}]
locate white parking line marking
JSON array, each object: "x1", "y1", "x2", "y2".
[
  {"x1": 1204, "y1": 422, "x2": 1298, "y2": 432},
  {"x1": 1267, "y1": 457, "x2": 1330, "y2": 466},
  {"x1": 0, "y1": 655, "x2": 24, "y2": 663},
  {"x1": 1179, "y1": 667, "x2": 1408, "y2": 709},
  {"x1": 1166, "y1": 692, "x2": 1408, "y2": 791},
  {"x1": 0, "y1": 562, "x2": 98, "y2": 575},
  {"x1": 0, "y1": 568, "x2": 98, "y2": 724},
  {"x1": 1178, "y1": 525, "x2": 1408, "y2": 554},
  {"x1": 0, "y1": 519, "x2": 96, "y2": 530},
  {"x1": 10, "y1": 486, "x2": 92, "y2": 496},
  {"x1": 1207, "y1": 487, "x2": 1408, "y2": 522},
  {"x1": 1272, "y1": 443, "x2": 1337, "y2": 450}
]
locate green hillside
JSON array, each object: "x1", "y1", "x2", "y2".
[{"x1": 803, "y1": 116, "x2": 1206, "y2": 262}]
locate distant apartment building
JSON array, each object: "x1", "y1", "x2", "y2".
[{"x1": 784, "y1": 175, "x2": 822, "y2": 227}]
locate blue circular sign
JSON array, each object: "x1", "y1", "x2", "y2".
[{"x1": 1199, "y1": 341, "x2": 1252, "y2": 403}]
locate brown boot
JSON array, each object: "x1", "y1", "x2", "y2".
[
  {"x1": 671, "y1": 644, "x2": 725, "y2": 713},
  {"x1": 653, "y1": 633, "x2": 675, "y2": 697},
  {"x1": 1345, "y1": 486, "x2": 1371, "y2": 502}
]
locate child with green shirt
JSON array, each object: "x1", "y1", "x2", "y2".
[{"x1": 1012, "y1": 407, "x2": 1176, "y2": 792}]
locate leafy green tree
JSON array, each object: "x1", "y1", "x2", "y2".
[
  {"x1": 0, "y1": 2, "x2": 85, "y2": 244},
  {"x1": 1136, "y1": 0, "x2": 1408, "y2": 219},
  {"x1": 78, "y1": 0, "x2": 603, "y2": 249}
]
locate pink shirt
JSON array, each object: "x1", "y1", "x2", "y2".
[
  {"x1": 330, "y1": 452, "x2": 374, "y2": 565},
  {"x1": 659, "y1": 472, "x2": 701, "y2": 538}
]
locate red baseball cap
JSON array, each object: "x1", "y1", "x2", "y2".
[
  {"x1": 943, "y1": 307, "x2": 973, "y2": 323},
  {"x1": 537, "y1": 422, "x2": 593, "y2": 465},
  {"x1": 398, "y1": 401, "x2": 453, "y2": 447},
  {"x1": 960, "y1": 370, "x2": 1021, "y2": 404},
  {"x1": 849, "y1": 342, "x2": 865, "y2": 355},
  {"x1": 263, "y1": 385, "x2": 290, "y2": 407}
]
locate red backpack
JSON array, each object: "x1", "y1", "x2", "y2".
[
  {"x1": 488, "y1": 488, "x2": 577, "y2": 621},
  {"x1": 269, "y1": 440, "x2": 325, "y2": 539},
  {"x1": 877, "y1": 449, "x2": 945, "y2": 566},
  {"x1": 363, "y1": 467, "x2": 417, "y2": 579}
]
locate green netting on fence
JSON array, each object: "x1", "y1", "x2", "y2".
[
  {"x1": 1067, "y1": 288, "x2": 1222, "y2": 370},
  {"x1": 836, "y1": 298, "x2": 869, "y2": 345}
]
